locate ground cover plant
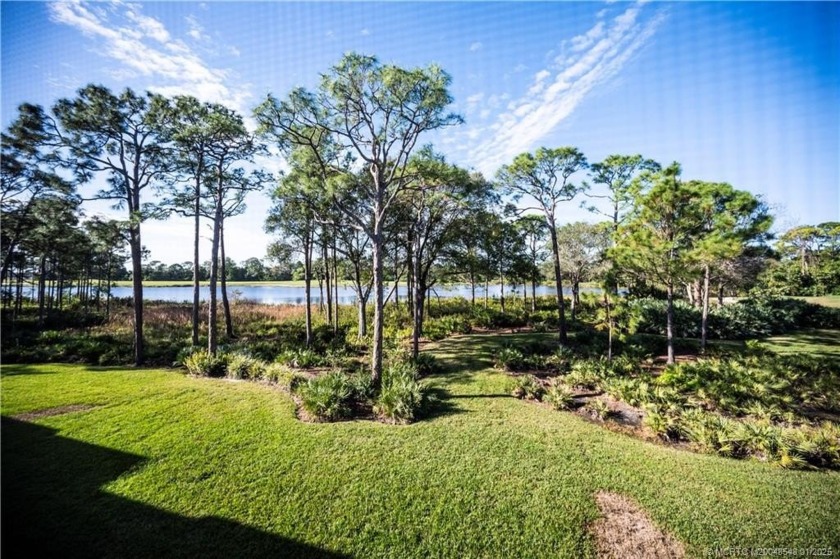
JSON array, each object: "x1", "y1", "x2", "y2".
[
  {"x1": 3, "y1": 331, "x2": 839, "y2": 557},
  {"x1": 499, "y1": 327, "x2": 840, "y2": 470}
]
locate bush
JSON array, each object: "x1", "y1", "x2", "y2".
[
  {"x1": 276, "y1": 348, "x2": 323, "y2": 369},
  {"x1": 495, "y1": 347, "x2": 526, "y2": 372},
  {"x1": 543, "y1": 381, "x2": 575, "y2": 410},
  {"x1": 585, "y1": 399, "x2": 615, "y2": 421},
  {"x1": 511, "y1": 375, "x2": 545, "y2": 400},
  {"x1": 264, "y1": 363, "x2": 307, "y2": 393},
  {"x1": 374, "y1": 363, "x2": 431, "y2": 424},
  {"x1": 183, "y1": 350, "x2": 228, "y2": 378},
  {"x1": 298, "y1": 371, "x2": 353, "y2": 421},
  {"x1": 226, "y1": 352, "x2": 266, "y2": 380}
]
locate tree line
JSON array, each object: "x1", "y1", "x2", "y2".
[{"x1": 2, "y1": 51, "x2": 829, "y2": 376}]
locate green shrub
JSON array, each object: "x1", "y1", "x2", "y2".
[
  {"x1": 643, "y1": 405, "x2": 681, "y2": 441},
  {"x1": 585, "y1": 399, "x2": 615, "y2": 421},
  {"x1": 564, "y1": 361, "x2": 603, "y2": 391},
  {"x1": 276, "y1": 348, "x2": 323, "y2": 369},
  {"x1": 183, "y1": 350, "x2": 228, "y2": 378},
  {"x1": 494, "y1": 347, "x2": 526, "y2": 371},
  {"x1": 680, "y1": 410, "x2": 747, "y2": 458},
  {"x1": 298, "y1": 371, "x2": 352, "y2": 421},
  {"x1": 264, "y1": 363, "x2": 307, "y2": 393},
  {"x1": 511, "y1": 375, "x2": 545, "y2": 400},
  {"x1": 374, "y1": 363, "x2": 431, "y2": 424},
  {"x1": 543, "y1": 381, "x2": 575, "y2": 410},
  {"x1": 226, "y1": 352, "x2": 266, "y2": 380}
]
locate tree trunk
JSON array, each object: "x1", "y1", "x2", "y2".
[
  {"x1": 470, "y1": 269, "x2": 476, "y2": 306},
  {"x1": 571, "y1": 279, "x2": 579, "y2": 322},
  {"x1": 531, "y1": 277, "x2": 537, "y2": 313},
  {"x1": 37, "y1": 255, "x2": 46, "y2": 327},
  {"x1": 129, "y1": 224, "x2": 145, "y2": 366},
  {"x1": 484, "y1": 278, "x2": 489, "y2": 309},
  {"x1": 604, "y1": 290, "x2": 613, "y2": 361},
  {"x1": 191, "y1": 180, "x2": 201, "y2": 346},
  {"x1": 411, "y1": 236, "x2": 423, "y2": 359},
  {"x1": 332, "y1": 242, "x2": 339, "y2": 334},
  {"x1": 499, "y1": 268, "x2": 505, "y2": 314},
  {"x1": 666, "y1": 283, "x2": 675, "y2": 365},
  {"x1": 700, "y1": 264, "x2": 711, "y2": 353},
  {"x1": 323, "y1": 240, "x2": 332, "y2": 326},
  {"x1": 370, "y1": 225, "x2": 385, "y2": 387},
  {"x1": 717, "y1": 283, "x2": 724, "y2": 306},
  {"x1": 304, "y1": 234, "x2": 313, "y2": 347},
  {"x1": 220, "y1": 222, "x2": 233, "y2": 339},
  {"x1": 208, "y1": 207, "x2": 221, "y2": 356},
  {"x1": 105, "y1": 252, "x2": 112, "y2": 320},
  {"x1": 549, "y1": 225, "x2": 568, "y2": 343}
]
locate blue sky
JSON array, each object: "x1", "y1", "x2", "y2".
[{"x1": 2, "y1": 1, "x2": 838, "y2": 264}]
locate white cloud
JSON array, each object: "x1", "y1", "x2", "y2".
[
  {"x1": 513, "y1": 63, "x2": 527, "y2": 73},
  {"x1": 360, "y1": 28, "x2": 370, "y2": 36},
  {"x1": 468, "y1": 3, "x2": 667, "y2": 175},
  {"x1": 469, "y1": 41, "x2": 483, "y2": 52},
  {"x1": 48, "y1": 1, "x2": 250, "y2": 114},
  {"x1": 185, "y1": 15, "x2": 208, "y2": 41}
]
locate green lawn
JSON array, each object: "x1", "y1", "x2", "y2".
[
  {"x1": 796, "y1": 295, "x2": 840, "y2": 309},
  {"x1": 3, "y1": 334, "x2": 839, "y2": 557},
  {"x1": 759, "y1": 328, "x2": 840, "y2": 361}
]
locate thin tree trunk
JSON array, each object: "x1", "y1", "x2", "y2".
[
  {"x1": 303, "y1": 234, "x2": 312, "y2": 347},
  {"x1": 605, "y1": 291, "x2": 613, "y2": 361},
  {"x1": 129, "y1": 224, "x2": 144, "y2": 366},
  {"x1": 549, "y1": 225, "x2": 568, "y2": 343},
  {"x1": 105, "y1": 252, "x2": 112, "y2": 320},
  {"x1": 411, "y1": 238, "x2": 423, "y2": 359},
  {"x1": 332, "y1": 241, "x2": 338, "y2": 334},
  {"x1": 37, "y1": 255, "x2": 46, "y2": 327},
  {"x1": 208, "y1": 207, "x2": 221, "y2": 356},
  {"x1": 500, "y1": 268, "x2": 505, "y2": 314},
  {"x1": 323, "y1": 240, "x2": 332, "y2": 326},
  {"x1": 717, "y1": 283, "x2": 724, "y2": 306},
  {"x1": 220, "y1": 222, "x2": 233, "y2": 339},
  {"x1": 191, "y1": 179, "x2": 201, "y2": 346},
  {"x1": 371, "y1": 225, "x2": 385, "y2": 387},
  {"x1": 701, "y1": 264, "x2": 711, "y2": 353},
  {"x1": 470, "y1": 269, "x2": 476, "y2": 306},
  {"x1": 531, "y1": 277, "x2": 537, "y2": 312},
  {"x1": 666, "y1": 283, "x2": 675, "y2": 365},
  {"x1": 484, "y1": 278, "x2": 489, "y2": 309}
]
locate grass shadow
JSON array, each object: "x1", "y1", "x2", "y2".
[{"x1": 1, "y1": 417, "x2": 350, "y2": 558}]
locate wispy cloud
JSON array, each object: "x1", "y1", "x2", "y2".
[
  {"x1": 360, "y1": 28, "x2": 370, "y2": 36},
  {"x1": 48, "y1": 0, "x2": 250, "y2": 114},
  {"x1": 469, "y1": 41, "x2": 483, "y2": 52},
  {"x1": 468, "y1": 2, "x2": 667, "y2": 175},
  {"x1": 185, "y1": 15, "x2": 208, "y2": 41}
]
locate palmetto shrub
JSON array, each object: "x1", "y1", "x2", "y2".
[
  {"x1": 183, "y1": 350, "x2": 228, "y2": 378},
  {"x1": 374, "y1": 363, "x2": 431, "y2": 424},
  {"x1": 298, "y1": 371, "x2": 353, "y2": 422}
]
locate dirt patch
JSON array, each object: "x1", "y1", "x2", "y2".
[
  {"x1": 13, "y1": 404, "x2": 96, "y2": 421},
  {"x1": 591, "y1": 491, "x2": 685, "y2": 559}
]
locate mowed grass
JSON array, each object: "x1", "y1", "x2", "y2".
[
  {"x1": 797, "y1": 295, "x2": 840, "y2": 309},
  {"x1": 3, "y1": 334, "x2": 840, "y2": 558},
  {"x1": 759, "y1": 328, "x2": 840, "y2": 362}
]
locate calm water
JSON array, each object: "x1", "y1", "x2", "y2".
[{"x1": 110, "y1": 284, "x2": 600, "y2": 306}]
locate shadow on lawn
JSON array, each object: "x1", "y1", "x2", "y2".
[{"x1": 1, "y1": 417, "x2": 350, "y2": 559}]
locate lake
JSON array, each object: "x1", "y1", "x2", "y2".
[{"x1": 110, "y1": 284, "x2": 600, "y2": 305}]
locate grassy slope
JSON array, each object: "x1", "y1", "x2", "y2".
[{"x1": 3, "y1": 336, "x2": 839, "y2": 558}]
